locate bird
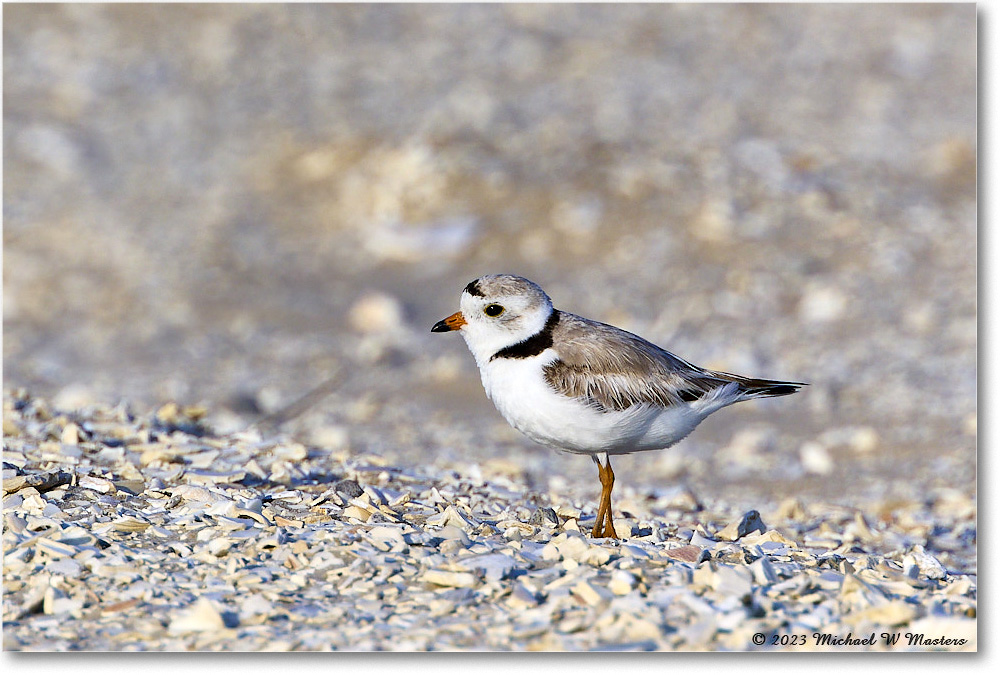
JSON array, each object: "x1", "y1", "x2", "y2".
[{"x1": 431, "y1": 274, "x2": 804, "y2": 539}]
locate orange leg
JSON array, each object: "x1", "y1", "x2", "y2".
[
  {"x1": 591, "y1": 465, "x2": 609, "y2": 538},
  {"x1": 591, "y1": 454, "x2": 619, "y2": 539},
  {"x1": 600, "y1": 458, "x2": 617, "y2": 538}
]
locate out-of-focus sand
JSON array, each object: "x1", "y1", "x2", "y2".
[{"x1": 3, "y1": 4, "x2": 976, "y2": 505}]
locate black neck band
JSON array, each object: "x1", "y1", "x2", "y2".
[{"x1": 490, "y1": 310, "x2": 560, "y2": 361}]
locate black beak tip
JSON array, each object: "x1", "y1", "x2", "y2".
[{"x1": 431, "y1": 319, "x2": 450, "y2": 333}]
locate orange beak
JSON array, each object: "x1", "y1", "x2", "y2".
[{"x1": 431, "y1": 311, "x2": 466, "y2": 332}]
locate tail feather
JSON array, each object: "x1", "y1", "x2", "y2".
[{"x1": 739, "y1": 377, "x2": 807, "y2": 398}]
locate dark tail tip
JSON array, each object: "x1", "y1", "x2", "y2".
[{"x1": 745, "y1": 380, "x2": 808, "y2": 398}]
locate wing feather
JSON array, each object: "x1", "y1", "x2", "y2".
[{"x1": 543, "y1": 312, "x2": 802, "y2": 412}]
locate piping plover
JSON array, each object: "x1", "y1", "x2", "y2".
[{"x1": 432, "y1": 274, "x2": 804, "y2": 539}]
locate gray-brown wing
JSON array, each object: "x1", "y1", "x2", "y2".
[{"x1": 542, "y1": 312, "x2": 731, "y2": 412}]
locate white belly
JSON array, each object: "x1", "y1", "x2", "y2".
[{"x1": 479, "y1": 353, "x2": 708, "y2": 455}]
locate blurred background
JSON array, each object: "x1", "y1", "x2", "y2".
[{"x1": 3, "y1": 4, "x2": 976, "y2": 508}]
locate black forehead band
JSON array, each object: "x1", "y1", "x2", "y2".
[{"x1": 464, "y1": 279, "x2": 485, "y2": 297}]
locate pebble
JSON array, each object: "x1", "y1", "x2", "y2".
[
  {"x1": 608, "y1": 570, "x2": 638, "y2": 595},
  {"x1": 799, "y1": 284, "x2": 848, "y2": 323},
  {"x1": 749, "y1": 556, "x2": 779, "y2": 585},
  {"x1": 426, "y1": 505, "x2": 479, "y2": 532},
  {"x1": 800, "y1": 441, "x2": 835, "y2": 475},
  {"x1": 664, "y1": 545, "x2": 702, "y2": 563},
  {"x1": 168, "y1": 598, "x2": 228, "y2": 634},
  {"x1": 572, "y1": 580, "x2": 613, "y2": 607},
  {"x1": 422, "y1": 570, "x2": 478, "y2": 589},
  {"x1": 51, "y1": 384, "x2": 96, "y2": 412},
  {"x1": 456, "y1": 553, "x2": 518, "y2": 582},
  {"x1": 3, "y1": 472, "x2": 71, "y2": 494},
  {"x1": 712, "y1": 565, "x2": 753, "y2": 601},
  {"x1": 341, "y1": 505, "x2": 372, "y2": 522},
  {"x1": 334, "y1": 479, "x2": 364, "y2": 499},
  {"x1": 850, "y1": 427, "x2": 880, "y2": 453},
  {"x1": 365, "y1": 525, "x2": 409, "y2": 553},
  {"x1": 35, "y1": 538, "x2": 79, "y2": 558},
  {"x1": 78, "y1": 475, "x2": 116, "y2": 493},
  {"x1": 60, "y1": 422, "x2": 81, "y2": 445},
  {"x1": 718, "y1": 510, "x2": 767, "y2": 541},
  {"x1": 904, "y1": 545, "x2": 948, "y2": 581},
  {"x1": 529, "y1": 507, "x2": 559, "y2": 527},
  {"x1": 348, "y1": 292, "x2": 406, "y2": 336}
]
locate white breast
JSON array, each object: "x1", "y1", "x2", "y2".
[{"x1": 478, "y1": 350, "x2": 709, "y2": 455}]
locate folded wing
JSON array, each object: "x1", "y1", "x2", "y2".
[{"x1": 543, "y1": 312, "x2": 804, "y2": 412}]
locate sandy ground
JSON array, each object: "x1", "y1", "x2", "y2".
[
  {"x1": 2, "y1": 393, "x2": 977, "y2": 651},
  {"x1": 2, "y1": 4, "x2": 977, "y2": 651}
]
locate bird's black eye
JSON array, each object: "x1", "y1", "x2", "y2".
[{"x1": 483, "y1": 304, "x2": 505, "y2": 317}]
